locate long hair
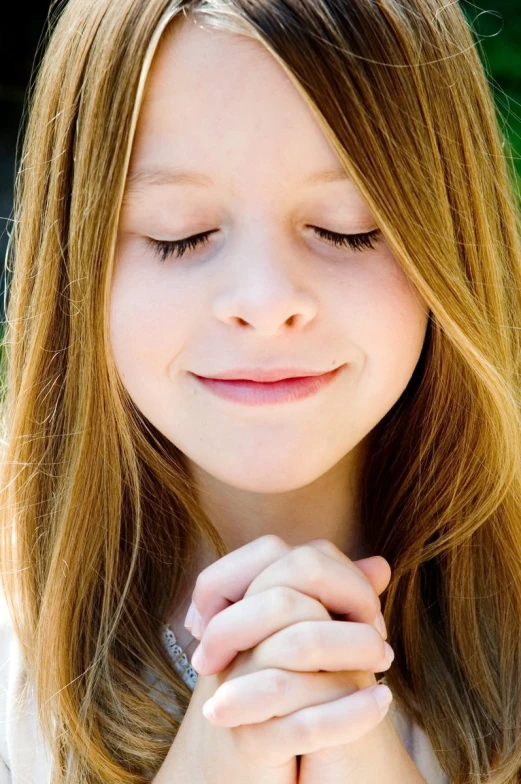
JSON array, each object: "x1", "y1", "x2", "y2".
[{"x1": 2, "y1": 0, "x2": 521, "y2": 781}]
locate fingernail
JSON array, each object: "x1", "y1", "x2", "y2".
[
  {"x1": 191, "y1": 608, "x2": 204, "y2": 640},
  {"x1": 202, "y1": 698, "x2": 216, "y2": 721},
  {"x1": 384, "y1": 641, "x2": 395, "y2": 663},
  {"x1": 370, "y1": 684, "x2": 393, "y2": 713},
  {"x1": 184, "y1": 601, "x2": 196, "y2": 630},
  {"x1": 374, "y1": 611, "x2": 387, "y2": 639},
  {"x1": 191, "y1": 643, "x2": 205, "y2": 672}
]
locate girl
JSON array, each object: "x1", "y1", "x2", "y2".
[{"x1": 1, "y1": 0, "x2": 520, "y2": 782}]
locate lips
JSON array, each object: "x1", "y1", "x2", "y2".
[
  {"x1": 193, "y1": 367, "x2": 342, "y2": 383},
  {"x1": 191, "y1": 365, "x2": 345, "y2": 406}
]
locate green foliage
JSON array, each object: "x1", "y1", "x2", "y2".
[{"x1": 461, "y1": 1, "x2": 521, "y2": 182}]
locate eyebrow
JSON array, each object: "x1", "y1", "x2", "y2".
[{"x1": 124, "y1": 165, "x2": 351, "y2": 191}]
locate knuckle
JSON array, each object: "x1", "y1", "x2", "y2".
[
  {"x1": 308, "y1": 538, "x2": 337, "y2": 555},
  {"x1": 288, "y1": 546, "x2": 324, "y2": 586},
  {"x1": 271, "y1": 586, "x2": 299, "y2": 618},
  {"x1": 301, "y1": 621, "x2": 322, "y2": 652},
  {"x1": 283, "y1": 624, "x2": 305, "y2": 658},
  {"x1": 284, "y1": 622, "x2": 320, "y2": 660},
  {"x1": 263, "y1": 534, "x2": 290, "y2": 556},
  {"x1": 269, "y1": 668, "x2": 290, "y2": 698}
]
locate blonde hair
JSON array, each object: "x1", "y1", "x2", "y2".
[{"x1": 2, "y1": 0, "x2": 521, "y2": 781}]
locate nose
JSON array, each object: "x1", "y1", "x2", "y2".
[{"x1": 211, "y1": 247, "x2": 318, "y2": 335}]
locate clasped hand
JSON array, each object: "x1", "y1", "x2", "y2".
[{"x1": 184, "y1": 535, "x2": 393, "y2": 771}]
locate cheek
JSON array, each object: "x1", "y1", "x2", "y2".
[
  {"x1": 371, "y1": 294, "x2": 427, "y2": 407},
  {"x1": 337, "y1": 255, "x2": 428, "y2": 398},
  {"x1": 367, "y1": 276, "x2": 427, "y2": 357},
  {"x1": 108, "y1": 246, "x2": 195, "y2": 386}
]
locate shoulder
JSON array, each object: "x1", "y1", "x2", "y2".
[{"x1": 0, "y1": 586, "x2": 52, "y2": 783}]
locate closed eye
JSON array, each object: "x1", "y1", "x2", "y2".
[{"x1": 146, "y1": 226, "x2": 381, "y2": 262}]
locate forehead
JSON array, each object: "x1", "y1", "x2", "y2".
[{"x1": 127, "y1": 17, "x2": 356, "y2": 195}]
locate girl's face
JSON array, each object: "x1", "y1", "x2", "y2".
[{"x1": 110, "y1": 17, "x2": 429, "y2": 493}]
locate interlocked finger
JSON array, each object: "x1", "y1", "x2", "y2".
[
  {"x1": 205, "y1": 668, "x2": 374, "y2": 727},
  {"x1": 230, "y1": 683, "x2": 391, "y2": 767},
  {"x1": 193, "y1": 585, "x2": 332, "y2": 674},
  {"x1": 212, "y1": 619, "x2": 393, "y2": 683},
  {"x1": 243, "y1": 545, "x2": 382, "y2": 626}
]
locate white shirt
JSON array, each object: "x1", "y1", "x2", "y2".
[{"x1": 0, "y1": 591, "x2": 449, "y2": 783}]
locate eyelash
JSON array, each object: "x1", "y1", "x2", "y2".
[{"x1": 146, "y1": 226, "x2": 381, "y2": 263}]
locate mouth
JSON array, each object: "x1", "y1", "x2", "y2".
[
  {"x1": 190, "y1": 365, "x2": 346, "y2": 406},
  {"x1": 192, "y1": 366, "x2": 344, "y2": 383}
]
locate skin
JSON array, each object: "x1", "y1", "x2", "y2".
[
  {"x1": 181, "y1": 537, "x2": 427, "y2": 782},
  {"x1": 111, "y1": 15, "x2": 428, "y2": 569},
  {"x1": 109, "y1": 15, "x2": 430, "y2": 780}
]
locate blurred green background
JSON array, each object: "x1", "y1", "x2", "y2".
[
  {"x1": 461, "y1": 0, "x2": 521, "y2": 182},
  {"x1": 0, "y1": 1, "x2": 519, "y2": 323}
]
